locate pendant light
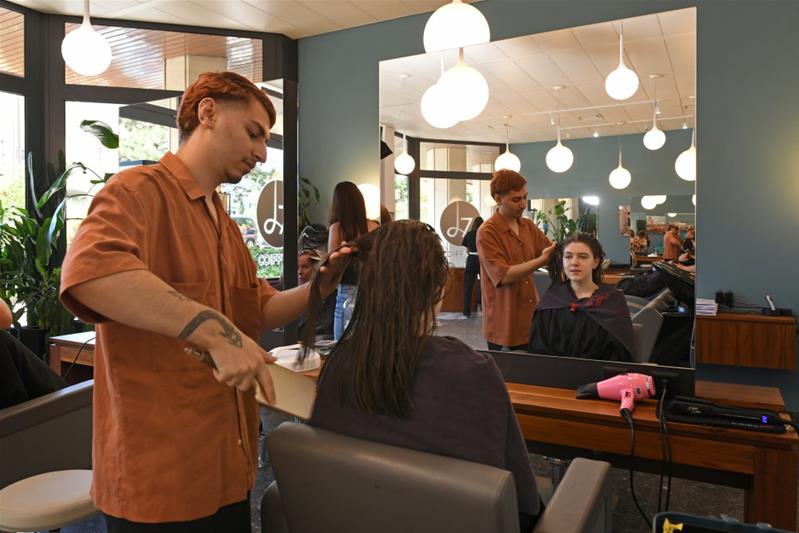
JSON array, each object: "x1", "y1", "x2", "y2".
[
  {"x1": 608, "y1": 135, "x2": 631, "y2": 189},
  {"x1": 61, "y1": 0, "x2": 112, "y2": 76},
  {"x1": 421, "y1": 54, "x2": 459, "y2": 129},
  {"x1": 605, "y1": 22, "x2": 639, "y2": 101},
  {"x1": 494, "y1": 123, "x2": 521, "y2": 172},
  {"x1": 545, "y1": 119, "x2": 574, "y2": 173},
  {"x1": 651, "y1": 195, "x2": 667, "y2": 204},
  {"x1": 641, "y1": 195, "x2": 658, "y2": 210},
  {"x1": 675, "y1": 128, "x2": 697, "y2": 181},
  {"x1": 643, "y1": 77, "x2": 666, "y2": 150},
  {"x1": 423, "y1": 0, "x2": 490, "y2": 54},
  {"x1": 437, "y1": 48, "x2": 489, "y2": 121},
  {"x1": 394, "y1": 74, "x2": 415, "y2": 175}
]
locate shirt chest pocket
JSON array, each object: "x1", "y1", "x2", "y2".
[
  {"x1": 230, "y1": 284, "x2": 262, "y2": 342},
  {"x1": 150, "y1": 280, "x2": 213, "y2": 373}
]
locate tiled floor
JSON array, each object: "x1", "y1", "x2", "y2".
[{"x1": 60, "y1": 313, "x2": 797, "y2": 532}]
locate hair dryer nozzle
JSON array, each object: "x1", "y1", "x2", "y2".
[{"x1": 576, "y1": 382, "x2": 599, "y2": 399}]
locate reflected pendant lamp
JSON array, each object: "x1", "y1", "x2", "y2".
[
  {"x1": 62, "y1": 0, "x2": 112, "y2": 76},
  {"x1": 494, "y1": 124, "x2": 521, "y2": 172},
  {"x1": 643, "y1": 104, "x2": 666, "y2": 150},
  {"x1": 608, "y1": 138, "x2": 631, "y2": 189},
  {"x1": 423, "y1": 0, "x2": 490, "y2": 53},
  {"x1": 641, "y1": 195, "x2": 658, "y2": 210},
  {"x1": 394, "y1": 135, "x2": 415, "y2": 175},
  {"x1": 605, "y1": 23, "x2": 639, "y2": 101},
  {"x1": 545, "y1": 123, "x2": 573, "y2": 173},
  {"x1": 437, "y1": 48, "x2": 489, "y2": 121},
  {"x1": 675, "y1": 128, "x2": 697, "y2": 181},
  {"x1": 421, "y1": 54, "x2": 459, "y2": 129}
]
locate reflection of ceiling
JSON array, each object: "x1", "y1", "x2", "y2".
[
  {"x1": 0, "y1": 8, "x2": 24, "y2": 77},
  {"x1": 11, "y1": 0, "x2": 458, "y2": 39},
  {"x1": 65, "y1": 24, "x2": 263, "y2": 89},
  {"x1": 380, "y1": 8, "x2": 696, "y2": 144}
]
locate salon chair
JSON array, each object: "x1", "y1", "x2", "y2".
[{"x1": 261, "y1": 423, "x2": 612, "y2": 533}]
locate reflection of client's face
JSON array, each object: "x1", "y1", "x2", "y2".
[
  {"x1": 563, "y1": 243, "x2": 599, "y2": 284},
  {"x1": 298, "y1": 254, "x2": 315, "y2": 284}
]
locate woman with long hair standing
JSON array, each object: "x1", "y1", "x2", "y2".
[
  {"x1": 327, "y1": 181, "x2": 379, "y2": 340},
  {"x1": 303, "y1": 221, "x2": 542, "y2": 531}
]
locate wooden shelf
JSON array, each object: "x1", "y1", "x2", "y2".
[{"x1": 695, "y1": 312, "x2": 796, "y2": 369}]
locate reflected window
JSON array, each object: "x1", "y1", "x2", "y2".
[
  {"x1": 419, "y1": 142, "x2": 498, "y2": 172},
  {"x1": 0, "y1": 91, "x2": 24, "y2": 211},
  {"x1": 0, "y1": 8, "x2": 24, "y2": 78}
]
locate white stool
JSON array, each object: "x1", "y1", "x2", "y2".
[{"x1": 0, "y1": 470, "x2": 96, "y2": 532}]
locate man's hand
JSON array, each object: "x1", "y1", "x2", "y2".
[
  {"x1": 540, "y1": 241, "x2": 557, "y2": 261},
  {"x1": 206, "y1": 331, "x2": 277, "y2": 403},
  {"x1": 317, "y1": 243, "x2": 355, "y2": 297}
]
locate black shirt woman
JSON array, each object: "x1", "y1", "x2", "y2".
[
  {"x1": 303, "y1": 220, "x2": 542, "y2": 532},
  {"x1": 461, "y1": 216, "x2": 483, "y2": 317},
  {"x1": 528, "y1": 233, "x2": 635, "y2": 362}
]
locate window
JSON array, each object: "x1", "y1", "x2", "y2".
[
  {"x1": 0, "y1": 8, "x2": 24, "y2": 78},
  {"x1": 0, "y1": 91, "x2": 25, "y2": 212},
  {"x1": 419, "y1": 142, "x2": 499, "y2": 172},
  {"x1": 221, "y1": 81, "x2": 285, "y2": 279}
]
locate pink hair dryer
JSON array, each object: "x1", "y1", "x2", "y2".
[{"x1": 576, "y1": 373, "x2": 656, "y2": 415}]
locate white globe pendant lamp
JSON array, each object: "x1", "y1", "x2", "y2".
[
  {"x1": 608, "y1": 136, "x2": 631, "y2": 189},
  {"x1": 423, "y1": 0, "x2": 490, "y2": 53},
  {"x1": 675, "y1": 128, "x2": 697, "y2": 181},
  {"x1": 421, "y1": 54, "x2": 459, "y2": 129},
  {"x1": 651, "y1": 195, "x2": 667, "y2": 204},
  {"x1": 437, "y1": 48, "x2": 489, "y2": 121},
  {"x1": 643, "y1": 103, "x2": 666, "y2": 150},
  {"x1": 641, "y1": 196, "x2": 658, "y2": 210},
  {"x1": 605, "y1": 23, "x2": 639, "y2": 101},
  {"x1": 691, "y1": 194, "x2": 696, "y2": 206},
  {"x1": 394, "y1": 135, "x2": 415, "y2": 175},
  {"x1": 494, "y1": 123, "x2": 521, "y2": 172},
  {"x1": 393, "y1": 74, "x2": 416, "y2": 175},
  {"x1": 545, "y1": 121, "x2": 574, "y2": 173},
  {"x1": 61, "y1": 0, "x2": 112, "y2": 76}
]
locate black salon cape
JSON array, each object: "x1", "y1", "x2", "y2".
[{"x1": 528, "y1": 283, "x2": 635, "y2": 362}]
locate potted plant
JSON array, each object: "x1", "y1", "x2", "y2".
[{"x1": 0, "y1": 120, "x2": 117, "y2": 355}]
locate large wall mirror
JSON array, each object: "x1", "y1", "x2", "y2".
[{"x1": 378, "y1": 8, "x2": 696, "y2": 368}]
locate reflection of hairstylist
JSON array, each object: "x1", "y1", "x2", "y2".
[
  {"x1": 0, "y1": 298, "x2": 11, "y2": 330},
  {"x1": 461, "y1": 216, "x2": 483, "y2": 317},
  {"x1": 477, "y1": 170, "x2": 555, "y2": 351},
  {"x1": 327, "y1": 181, "x2": 379, "y2": 341}
]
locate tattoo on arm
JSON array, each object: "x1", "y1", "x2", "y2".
[
  {"x1": 168, "y1": 290, "x2": 190, "y2": 302},
  {"x1": 178, "y1": 310, "x2": 242, "y2": 347}
]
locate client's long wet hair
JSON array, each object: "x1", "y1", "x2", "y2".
[
  {"x1": 302, "y1": 220, "x2": 449, "y2": 418},
  {"x1": 548, "y1": 232, "x2": 606, "y2": 285}
]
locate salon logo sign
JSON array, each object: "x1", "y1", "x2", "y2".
[
  {"x1": 439, "y1": 201, "x2": 480, "y2": 246},
  {"x1": 256, "y1": 179, "x2": 284, "y2": 247}
]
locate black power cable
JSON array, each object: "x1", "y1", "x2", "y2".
[
  {"x1": 621, "y1": 408, "x2": 652, "y2": 530},
  {"x1": 656, "y1": 381, "x2": 673, "y2": 512},
  {"x1": 61, "y1": 335, "x2": 96, "y2": 381}
]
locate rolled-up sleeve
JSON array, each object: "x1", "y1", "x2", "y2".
[
  {"x1": 476, "y1": 225, "x2": 509, "y2": 287},
  {"x1": 60, "y1": 180, "x2": 148, "y2": 323}
]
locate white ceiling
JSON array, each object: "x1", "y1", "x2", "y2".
[
  {"x1": 10, "y1": 0, "x2": 454, "y2": 39},
  {"x1": 380, "y1": 8, "x2": 696, "y2": 144}
]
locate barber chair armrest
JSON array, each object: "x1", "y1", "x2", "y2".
[{"x1": 533, "y1": 458, "x2": 612, "y2": 533}]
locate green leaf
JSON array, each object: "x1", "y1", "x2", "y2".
[{"x1": 81, "y1": 120, "x2": 120, "y2": 149}]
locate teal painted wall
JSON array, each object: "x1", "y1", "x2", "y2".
[
  {"x1": 512, "y1": 130, "x2": 694, "y2": 264},
  {"x1": 298, "y1": 0, "x2": 799, "y2": 406}
]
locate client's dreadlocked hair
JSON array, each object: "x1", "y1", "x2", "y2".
[
  {"x1": 547, "y1": 232, "x2": 606, "y2": 286},
  {"x1": 302, "y1": 220, "x2": 449, "y2": 418}
]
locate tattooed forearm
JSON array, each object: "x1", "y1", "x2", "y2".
[
  {"x1": 168, "y1": 290, "x2": 190, "y2": 302},
  {"x1": 178, "y1": 310, "x2": 242, "y2": 347}
]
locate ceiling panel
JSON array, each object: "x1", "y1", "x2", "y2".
[
  {"x1": 515, "y1": 54, "x2": 571, "y2": 88},
  {"x1": 298, "y1": 1, "x2": 375, "y2": 27},
  {"x1": 547, "y1": 48, "x2": 604, "y2": 86},
  {"x1": 658, "y1": 8, "x2": 696, "y2": 37}
]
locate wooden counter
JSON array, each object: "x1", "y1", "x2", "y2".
[{"x1": 696, "y1": 312, "x2": 796, "y2": 369}]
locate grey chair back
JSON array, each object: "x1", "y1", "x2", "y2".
[
  {"x1": 0, "y1": 380, "x2": 93, "y2": 487},
  {"x1": 264, "y1": 423, "x2": 519, "y2": 533}
]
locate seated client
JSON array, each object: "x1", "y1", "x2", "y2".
[
  {"x1": 303, "y1": 220, "x2": 542, "y2": 531},
  {"x1": 528, "y1": 233, "x2": 635, "y2": 362}
]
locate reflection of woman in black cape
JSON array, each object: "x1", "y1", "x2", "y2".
[{"x1": 528, "y1": 233, "x2": 635, "y2": 362}]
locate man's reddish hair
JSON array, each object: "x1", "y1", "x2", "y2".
[
  {"x1": 490, "y1": 169, "x2": 527, "y2": 198},
  {"x1": 177, "y1": 71, "x2": 276, "y2": 141}
]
